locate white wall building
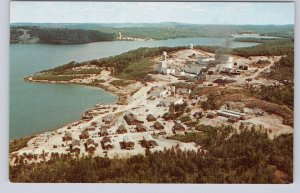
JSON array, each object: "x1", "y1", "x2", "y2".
[
  {"x1": 156, "y1": 60, "x2": 168, "y2": 72},
  {"x1": 156, "y1": 60, "x2": 176, "y2": 75},
  {"x1": 183, "y1": 63, "x2": 206, "y2": 74},
  {"x1": 149, "y1": 87, "x2": 170, "y2": 98},
  {"x1": 161, "y1": 68, "x2": 175, "y2": 75},
  {"x1": 160, "y1": 97, "x2": 184, "y2": 106},
  {"x1": 196, "y1": 57, "x2": 215, "y2": 65}
]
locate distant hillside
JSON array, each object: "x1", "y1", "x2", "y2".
[
  {"x1": 10, "y1": 23, "x2": 294, "y2": 43},
  {"x1": 10, "y1": 26, "x2": 116, "y2": 44}
]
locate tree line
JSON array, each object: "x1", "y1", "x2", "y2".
[{"x1": 10, "y1": 128, "x2": 292, "y2": 183}]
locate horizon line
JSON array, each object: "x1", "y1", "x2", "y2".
[{"x1": 10, "y1": 22, "x2": 295, "y2": 26}]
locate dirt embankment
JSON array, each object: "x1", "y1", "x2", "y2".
[
  {"x1": 195, "y1": 86, "x2": 293, "y2": 127},
  {"x1": 245, "y1": 99, "x2": 293, "y2": 127},
  {"x1": 25, "y1": 69, "x2": 144, "y2": 106}
]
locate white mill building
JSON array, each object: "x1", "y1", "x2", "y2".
[{"x1": 156, "y1": 51, "x2": 175, "y2": 75}]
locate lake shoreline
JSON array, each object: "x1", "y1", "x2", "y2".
[
  {"x1": 10, "y1": 37, "x2": 261, "y2": 141},
  {"x1": 12, "y1": 75, "x2": 122, "y2": 139},
  {"x1": 10, "y1": 77, "x2": 120, "y2": 141},
  {"x1": 24, "y1": 75, "x2": 127, "y2": 105}
]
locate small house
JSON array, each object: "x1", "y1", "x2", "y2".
[
  {"x1": 162, "y1": 112, "x2": 172, "y2": 120},
  {"x1": 116, "y1": 124, "x2": 127, "y2": 134},
  {"x1": 142, "y1": 134, "x2": 157, "y2": 148},
  {"x1": 135, "y1": 125, "x2": 147, "y2": 132},
  {"x1": 102, "y1": 114, "x2": 116, "y2": 125},
  {"x1": 99, "y1": 128, "x2": 109, "y2": 137},
  {"x1": 63, "y1": 132, "x2": 72, "y2": 141},
  {"x1": 153, "y1": 121, "x2": 164, "y2": 130},
  {"x1": 146, "y1": 114, "x2": 156, "y2": 122},
  {"x1": 79, "y1": 130, "x2": 90, "y2": 139},
  {"x1": 173, "y1": 123, "x2": 185, "y2": 135},
  {"x1": 86, "y1": 125, "x2": 96, "y2": 131},
  {"x1": 86, "y1": 138, "x2": 97, "y2": 153},
  {"x1": 122, "y1": 135, "x2": 134, "y2": 150},
  {"x1": 101, "y1": 136, "x2": 113, "y2": 150},
  {"x1": 82, "y1": 114, "x2": 93, "y2": 121},
  {"x1": 101, "y1": 124, "x2": 111, "y2": 130},
  {"x1": 124, "y1": 112, "x2": 144, "y2": 125},
  {"x1": 71, "y1": 140, "x2": 81, "y2": 153}
]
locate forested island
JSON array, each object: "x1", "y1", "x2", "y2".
[{"x1": 10, "y1": 26, "x2": 115, "y2": 44}]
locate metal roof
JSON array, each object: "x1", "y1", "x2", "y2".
[
  {"x1": 123, "y1": 135, "x2": 133, "y2": 142},
  {"x1": 143, "y1": 134, "x2": 154, "y2": 141}
]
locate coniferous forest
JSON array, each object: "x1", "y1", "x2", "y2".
[{"x1": 10, "y1": 129, "x2": 293, "y2": 183}]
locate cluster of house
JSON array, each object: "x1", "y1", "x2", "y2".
[
  {"x1": 124, "y1": 112, "x2": 167, "y2": 134},
  {"x1": 62, "y1": 106, "x2": 187, "y2": 154},
  {"x1": 63, "y1": 113, "x2": 119, "y2": 153},
  {"x1": 81, "y1": 105, "x2": 115, "y2": 122}
]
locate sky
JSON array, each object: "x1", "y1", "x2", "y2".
[{"x1": 10, "y1": 1, "x2": 294, "y2": 25}]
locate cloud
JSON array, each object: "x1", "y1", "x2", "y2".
[{"x1": 10, "y1": 1, "x2": 294, "y2": 25}]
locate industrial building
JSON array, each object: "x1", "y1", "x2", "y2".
[
  {"x1": 148, "y1": 86, "x2": 170, "y2": 98},
  {"x1": 217, "y1": 109, "x2": 246, "y2": 120},
  {"x1": 160, "y1": 97, "x2": 184, "y2": 106},
  {"x1": 156, "y1": 51, "x2": 176, "y2": 75},
  {"x1": 183, "y1": 63, "x2": 206, "y2": 74}
]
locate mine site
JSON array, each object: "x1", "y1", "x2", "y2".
[
  {"x1": 8, "y1": 1, "x2": 295, "y2": 185},
  {"x1": 10, "y1": 45, "x2": 293, "y2": 165}
]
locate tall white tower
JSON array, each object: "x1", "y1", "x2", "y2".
[
  {"x1": 190, "y1": 43, "x2": 193, "y2": 50},
  {"x1": 162, "y1": 51, "x2": 167, "y2": 61}
]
